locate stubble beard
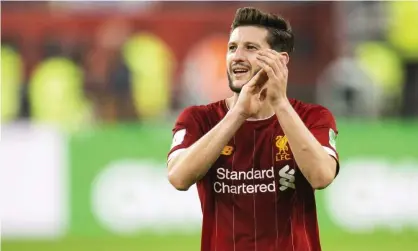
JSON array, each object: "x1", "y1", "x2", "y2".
[
  {"x1": 227, "y1": 72, "x2": 242, "y2": 94},
  {"x1": 227, "y1": 70, "x2": 256, "y2": 94}
]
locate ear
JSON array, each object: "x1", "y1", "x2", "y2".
[{"x1": 279, "y1": 52, "x2": 290, "y2": 65}]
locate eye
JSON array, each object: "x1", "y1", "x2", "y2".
[
  {"x1": 247, "y1": 45, "x2": 258, "y2": 50},
  {"x1": 228, "y1": 45, "x2": 237, "y2": 52}
]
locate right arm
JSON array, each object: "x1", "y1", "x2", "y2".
[
  {"x1": 167, "y1": 108, "x2": 246, "y2": 191},
  {"x1": 168, "y1": 69, "x2": 268, "y2": 191}
]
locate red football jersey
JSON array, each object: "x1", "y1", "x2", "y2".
[{"x1": 168, "y1": 99, "x2": 339, "y2": 251}]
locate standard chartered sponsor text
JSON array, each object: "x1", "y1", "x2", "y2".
[{"x1": 214, "y1": 167, "x2": 277, "y2": 194}]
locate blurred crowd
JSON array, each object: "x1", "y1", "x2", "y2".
[{"x1": 2, "y1": 1, "x2": 418, "y2": 132}]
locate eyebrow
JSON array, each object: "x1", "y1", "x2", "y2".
[{"x1": 228, "y1": 41, "x2": 261, "y2": 47}]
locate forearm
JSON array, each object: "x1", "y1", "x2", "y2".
[
  {"x1": 168, "y1": 109, "x2": 246, "y2": 190},
  {"x1": 273, "y1": 100, "x2": 335, "y2": 189}
]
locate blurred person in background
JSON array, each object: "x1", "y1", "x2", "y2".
[
  {"x1": 167, "y1": 7, "x2": 339, "y2": 251},
  {"x1": 1, "y1": 41, "x2": 24, "y2": 123},
  {"x1": 318, "y1": 1, "x2": 418, "y2": 118},
  {"x1": 84, "y1": 18, "x2": 135, "y2": 122},
  {"x1": 180, "y1": 35, "x2": 230, "y2": 107},
  {"x1": 28, "y1": 35, "x2": 92, "y2": 132},
  {"x1": 316, "y1": 55, "x2": 382, "y2": 118},
  {"x1": 121, "y1": 32, "x2": 175, "y2": 120},
  {"x1": 385, "y1": 1, "x2": 418, "y2": 117}
]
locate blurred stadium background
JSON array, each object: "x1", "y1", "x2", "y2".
[{"x1": 1, "y1": 1, "x2": 418, "y2": 251}]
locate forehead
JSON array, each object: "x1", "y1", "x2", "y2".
[{"x1": 229, "y1": 26, "x2": 269, "y2": 46}]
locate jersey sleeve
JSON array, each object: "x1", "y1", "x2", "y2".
[
  {"x1": 308, "y1": 107, "x2": 340, "y2": 174},
  {"x1": 167, "y1": 106, "x2": 204, "y2": 163}
]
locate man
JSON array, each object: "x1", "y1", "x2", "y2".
[{"x1": 167, "y1": 7, "x2": 339, "y2": 251}]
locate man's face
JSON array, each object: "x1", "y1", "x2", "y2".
[{"x1": 227, "y1": 26, "x2": 270, "y2": 93}]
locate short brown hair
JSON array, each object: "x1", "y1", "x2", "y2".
[{"x1": 231, "y1": 7, "x2": 294, "y2": 54}]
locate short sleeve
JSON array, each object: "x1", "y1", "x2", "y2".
[
  {"x1": 308, "y1": 107, "x2": 340, "y2": 174},
  {"x1": 167, "y1": 106, "x2": 204, "y2": 163}
]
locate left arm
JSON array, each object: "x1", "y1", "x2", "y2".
[
  {"x1": 257, "y1": 49, "x2": 338, "y2": 189},
  {"x1": 272, "y1": 101, "x2": 337, "y2": 189}
]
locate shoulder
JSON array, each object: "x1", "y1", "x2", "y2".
[
  {"x1": 177, "y1": 100, "x2": 227, "y2": 121},
  {"x1": 290, "y1": 99, "x2": 336, "y2": 126},
  {"x1": 291, "y1": 98, "x2": 334, "y2": 117}
]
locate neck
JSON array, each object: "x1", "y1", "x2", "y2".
[{"x1": 226, "y1": 94, "x2": 275, "y2": 120}]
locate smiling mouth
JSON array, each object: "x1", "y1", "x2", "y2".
[{"x1": 232, "y1": 68, "x2": 250, "y2": 77}]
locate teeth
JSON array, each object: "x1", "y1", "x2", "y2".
[{"x1": 233, "y1": 69, "x2": 248, "y2": 73}]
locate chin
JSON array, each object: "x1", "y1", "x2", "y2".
[
  {"x1": 228, "y1": 80, "x2": 248, "y2": 93},
  {"x1": 227, "y1": 73, "x2": 251, "y2": 93},
  {"x1": 237, "y1": 76, "x2": 254, "y2": 86},
  {"x1": 233, "y1": 80, "x2": 247, "y2": 88}
]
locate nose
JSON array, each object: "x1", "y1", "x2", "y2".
[{"x1": 232, "y1": 47, "x2": 246, "y2": 62}]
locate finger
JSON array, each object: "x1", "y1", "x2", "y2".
[
  {"x1": 275, "y1": 52, "x2": 287, "y2": 72},
  {"x1": 259, "y1": 49, "x2": 279, "y2": 60},
  {"x1": 258, "y1": 50, "x2": 280, "y2": 74},
  {"x1": 256, "y1": 57, "x2": 278, "y2": 80},
  {"x1": 267, "y1": 49, "x2": 282, "y2": 58},
  {"x1": 270, "y1": 50, "x2": 288, "y2": 76},
  {"x1": 246, "y1": 69, "x2": 268, "y2": 89},
  {"x1": 260, "y1": 50, "x2": 287, "y2": 78},
  {"x1": 265, "y1": 49, "x2": 284, "y2": 63},
  {"x1": 257, "y1": 54, "x2": 281, "y2": 78},
  {"x1": 278, "y1": 56, "x2": 288, "y2": 79},
  {"x1": 245, "y1": 69, "x2": 263, "y2": 88},
  {"x1": 260, "y1": 49, "x2": 288, "y2": 74}
]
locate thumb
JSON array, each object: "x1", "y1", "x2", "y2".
[{"x1": 246, "y1": 69, "x2": 268, "y2": 90}]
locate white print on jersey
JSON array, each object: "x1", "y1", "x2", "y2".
[
  {"x1": 278, "y1": 165, "x2": 295, "y2": 191},
  {"x1": 213, "y1": 165, "x2": 296, "y2": 194},
  {"x1": 171, "y1": 129, "x2": 186, "y2": 149},
  {"x1": 329, "y1": 128, "x2": 337, "y2": 150}
]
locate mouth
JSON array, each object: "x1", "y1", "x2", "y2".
[{"x1": 232, "y1": 67, "x2": 250, "y2": 78}]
